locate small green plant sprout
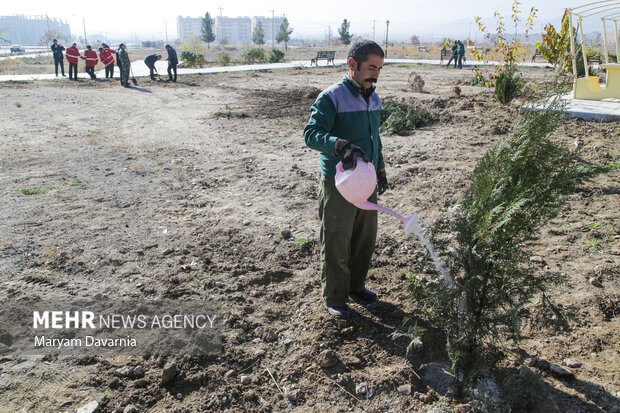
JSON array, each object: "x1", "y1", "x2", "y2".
[
  {"x1": 495, "y1": 69, "x2": 523, "y2": 104},
  {"x1": 408, "y1": 71, "x2": 425, "y2": 93},
  {"x1": 293, "y1": 237, "x2": 311, "y2": 248},
  {"x1": 388, "y1": 317, "x2": 425, "y2": 357},
  {"x1": 210, "y1": 105, "x2": 249, "y2": 119},
  {"x1": 67, "y1": 179, "x2": 86, "y2": 189},
  {"x1": 20, "y1": 187, "x2": 45, "y2": 195}
]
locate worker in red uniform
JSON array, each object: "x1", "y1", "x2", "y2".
[
  {"x1": 82, "y1": 45, "x2": 99, "y2": 79},
  {"x1": 66, "y1": 43, "x2": 82, "y2": 81},
  {"x1": 99, "y1": 43, "x2": 116, "y2": 79}
]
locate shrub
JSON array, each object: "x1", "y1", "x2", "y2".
[
  {"x1": 380, "y1": 101, "x2": 434, "y2": 134},
  {"x1": 406, "y1": 100, "x2": 617, "y2": 398},
  {"x1": 408, "y1": 71, "x2": 425, "y2": 92},
  {"x1": 269, "y1": 48, "x2": 285, "y2": 63},
  {"x1": 217, "y1": 52, "x2": 232, "y2": 66},
  {"x1": 180, "y1": 51, "x2": 205, "y2": 67},
  {"x1": 241, "y1": 48, "x2": 266, "y2": 64},
  {"x1": 495, "y1": 68, "x2": 522, "y2": 104}
]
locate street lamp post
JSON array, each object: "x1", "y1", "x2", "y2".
[{"x1": 385, "y1": 20, "x2": 390, "y2": 58}]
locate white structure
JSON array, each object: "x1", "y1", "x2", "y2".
[
  {"x1": 252, "y1": 16, "x2": 284, "y2": 45},
  {"x1": 176, "y1": 14, "x2": 285, "y2": 45},
  {"x1": 216, "y1": 16, "x2": 252, "y2": 45},
  {"x1": 0, "y1": 15, "x2": 71, "y2": 45},
  {"x1": 177, "y1": 16, "x2": 202, "y2": 42}
]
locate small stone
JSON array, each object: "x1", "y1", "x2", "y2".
[
  {"x1": 135, "y1": 283, "x2": 143, "y2": 289},
  {"x1": 242, "y1": 220, "x2": 250, "y2": 226},
  {"x1": 241, "y1": 375, "x2": 251, "y2": 385},
  {"x1": 225, "y1": 369, "x2": 235, "y2": 379},
  {"x1": 281, "y1": 338, "x2": 293, "y2": 346},
  {"x1": 530, "y1": 256, "x2": 545, "y2": 263},
  {"x1": 341, "y1": 326, "x2": 354, "y2": 336},
  {"x1": 254, "y1": 349, "x2": 266, "y2": 357},
  {"x1": 286, "y1": 388, "x2": 302, "y2": 404},
  {"x1": 114, "y1": 368, "x2": 129, "y2": 378},
  {"x1": 76, "y1": 401, "x2": 99, "y2": 413},
  {"x1": 550, "y1": 363, "x2": 574, "y2": 378},
  {"x1": 133, "y1": 366, "x2": 144, "y2": 378},
  {"x1": 176, "y1": 393, "x2": 183, "y2": 400},
  {"x1": 123, "y1": 405, "x2": 137, "y2": 413},
  {"x1": 162, "y1": 248, "x2": 174, "y2": 256},
  {"x1": 355, "y1": 382, "x2": 368, "y2": 395},
  {"x1": 397, "y1": 384, "x2": 412, "y2": 395},
  {"x1": 281, "y1": 230, "x2": 292, "y2": 239},
  {"x1": 264, "y1": 330, "x2": 278, "y2": 342},
  {"x1": 161, "y1": 361, "x2": 178, "y2": 384},
  {"x1": 317, "y1": 350, "x2": 339, "y2": 368},
  {"x1": 563, "y1": 358, "x2": 582, "y2": 368},
  {"x1": 589, "y1": 277, "x2": 602, "y2": 287}
]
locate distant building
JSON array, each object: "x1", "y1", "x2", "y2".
[
  {"x1": 252, "y1": 16, "x2": 284, "y2": 46},
  {"x1": 0, "y1": 15, "x2": 71, "y2": 45},
  {"x1": 216, "y1": 16, "x2": 252, "y2": 45},
  {"x1": 177, "y1": 16, "x2": 202, "y2": 42},
  {"x1": 177, "y1": 14, "x2": 285, "y2": 45}
]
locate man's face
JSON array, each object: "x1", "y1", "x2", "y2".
[{"x1": 349, "y1": 54, "x2": 384, "y2": 89}]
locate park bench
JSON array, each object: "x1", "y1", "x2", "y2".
[
  {"x1": 587, "y1": 55, "x2": 602, "y2": 65},
  {"x1": 311, "y1": 50, "x2": 335, "y2": 66},
  {"x1": 440, "y1": 48, "x2": 450, "y2": 63},
  {"x1": 531, "y1": 49, "x2": 543, "y2": 62},
  {"x1": 418, "y1": 45, "x2": 429, "y2": 52}
]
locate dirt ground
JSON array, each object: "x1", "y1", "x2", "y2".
[{"x1": 0, "y1": 64, "x2": 618, "y2": 413}]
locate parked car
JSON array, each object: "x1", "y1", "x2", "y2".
[{"x1": 10, "y1": 45, "x2": 25, "y2": 54}]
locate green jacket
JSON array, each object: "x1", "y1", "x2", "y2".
[
  {"x1": 304, "y1": 77, "x2": 385, "y2": 177},
  {"x1": 118, "y1": 48, "x2": 130, "y2": 69},
  {"x1": 457, "y1": 43, "x2": 465, "y2": 56}
]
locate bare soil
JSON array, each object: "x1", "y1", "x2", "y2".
[{"x1": 0, "y1": 64, "x2": 618, "y2": 413}]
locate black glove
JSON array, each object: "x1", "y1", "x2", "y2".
[
  {"x1": 377, "y1": 168, "x2": 388, "y2": 195},
  {"x1": 335, "y1": 139, "x2": 367, "y2": 170}
]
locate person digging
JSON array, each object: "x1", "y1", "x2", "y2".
[{"x1": 304, "y1": 40, "x2": 388, "y2": 319}]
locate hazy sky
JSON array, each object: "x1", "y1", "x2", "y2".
[{"x1": 4, "y1": 0, "x2": 569, "y2": 40}]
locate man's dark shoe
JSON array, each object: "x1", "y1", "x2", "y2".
[
  {"x1": 325, "y1": 303, "x2": 351, "y2": 319},
  {"x1": 351, "y1": 288, "x2": 377, "y2": 303}
]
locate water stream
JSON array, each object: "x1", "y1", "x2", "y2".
[{"x1": 404, "y1": 215, "x2": 455, "y2": 287}]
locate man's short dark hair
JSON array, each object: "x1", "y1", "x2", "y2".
[{"x1": 347, "y1": 40, "x2": 384, "y2": 66}]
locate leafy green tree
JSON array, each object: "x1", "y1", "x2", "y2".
[
  {"x1": 252, "y1": 21, "x2": 265, "y2": 45},
  {"x1": 338, "y1": 19, "x2": 352, "y2": 45},
  {"x1": 276, "y1": 17, "x2": 293, "y2": 51},
  {"x1": 201, "y1": 12, "x2": 216, "y2": 48}
]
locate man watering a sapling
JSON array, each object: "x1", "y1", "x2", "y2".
[{"x1": 304, "y1": 40, "x2": 387, "y2": 319}]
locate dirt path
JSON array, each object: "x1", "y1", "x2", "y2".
[{"x1": 0, "y1": 65, "x2": 618, "y2": 412}]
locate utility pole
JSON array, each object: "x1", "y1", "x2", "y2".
[
  {"x1": 372, "y1": 20, "x2": 376, "y2": 42},
  {"x1": 328, "y1": 25, "x2": 332, "y2": 46},
  {"x1": 164, "y1": 19, "x2": 168, "y2": 43},
  {"x1": 218, "y1": 6, "x2": 224, "y2": 45},
  {"x1": 270, "y1": 10, "x2": 275, "y2": 48},
  {"x1": 385, "y1": 20, "x2": 390, "y2": 58},
  {"x1": 82, "y1": 17, "x2": 88, "y2": 46}
]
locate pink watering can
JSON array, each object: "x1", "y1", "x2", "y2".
[{"x1": 335, "y1": 159, "x2": 419, "y2": 234}]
